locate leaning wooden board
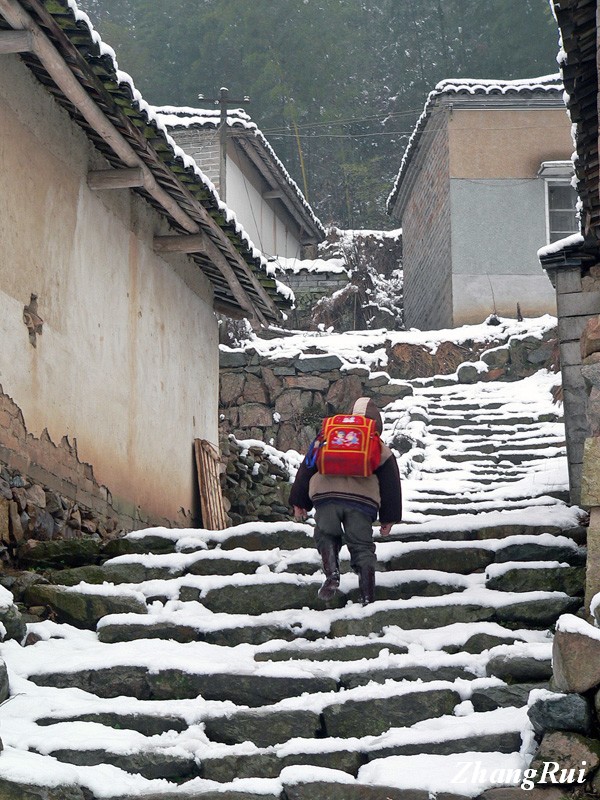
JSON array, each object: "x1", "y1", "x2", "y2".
[{"x1": 194, "y1": 439, "x2": 228, "y2": 530}]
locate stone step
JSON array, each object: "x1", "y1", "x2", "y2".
[
  {"x1": 404, "y1": 499, "x2": 565, "y2": 516},
  {"x1": 197, "y1": 708, "x2": 524, "y2": 782},
  {"x1": 29, "y1": 665, "x2": 338, "y2": 705},
  {"x1": 33, "y1": 737, "x2": 200, "y2": 782},
  {"x1": 384, "y1": 523, "x2": 584, "y2": 544},
  {"x1": 22, "y1": 583, "x2": 148, "y2": 630},
  {"x1": 204, "y1": 685, "x2": 461, "y2": 746},
  {"x1": 179, "y1": 571, "x2": 474, "y2": 615},
  {"x1": 253, "y1": 638, "x2": 410, "y2": 662},
  {"x1": 429, "y1": 423, "x2": 563, "y2": 434},
  {"x1": 442, "y1": 451, "x2": 552, "y2": 465},
  {"x1": 328, "y1": 594, "x2": 580, "y2": 637},
  {"x1": 378, "y1": 538, "x2": 585, "y2": 572},
  {"x1": 485, "y1": 563, "x2": 585, "y2": 596},
  {"x1": 429, "y1": 416, "x2": 537, "y2": 427},
  {"x1": 37, "y1": 710, "x2": 188, "y2": 736},
  {"x1": 96, "y1": 590, "x2": 580, "y2": 648},
  {"x1": 110, "y1": 525, "x2": 315, "y2": 557},
  {"x1": 46, "y1": 550, "x2": 268, "y2": 586},
  {"x1": 0, "y1": 771, "x2": 413, "y2": 800}
]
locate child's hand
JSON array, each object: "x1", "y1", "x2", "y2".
[
  {"x1": 293, "y1": 505, "x2": 308, "y2": 522},
  {"x1": 380, "y1": 522, "x2": 394, "y2": 536}
]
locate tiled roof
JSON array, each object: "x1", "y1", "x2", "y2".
[
  {"x1": 551, "y1": 0, "x2": 600, "y2": 246},
  {"x1": 387, "y1": 74, "x2": 565, "y2": 216},
  {"x1": 0, "y1": 0, "x2": 290, "y2": 323},
  {"x1": 154, "y1": 105, "x2": 325, "y2": 243}
]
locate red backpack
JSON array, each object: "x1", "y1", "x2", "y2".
[{"x1": 307, "y1": 414, "x2": 382, "y2": 477}]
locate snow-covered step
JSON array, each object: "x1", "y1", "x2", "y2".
[
  {"x1": 0, "y1": 348, "x2": 580, "y2": 797},
  {"x1": 180, "y1": 570, "x2": 475, "y2": 615},
  {"x1": 94, "y1": 586, "x2": 579, "y2": 648},
  {"x1": 197, "y1": 706, "x2": 526, "y2": 782}
]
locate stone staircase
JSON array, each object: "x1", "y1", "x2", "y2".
[{"x1": 0, "y1": 368, "x2": 587, "y2": 799}]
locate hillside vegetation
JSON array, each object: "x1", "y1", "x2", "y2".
[{"x1": 78, "y1": 0, "x2": 559, "y2": 228}]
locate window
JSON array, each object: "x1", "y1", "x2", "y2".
[
  {"x1": 538, "y1": 161, "x2": 579, "y2": 244},
  {"x1": 547, "y1": 182, "x2": 578, "y2": 243}
]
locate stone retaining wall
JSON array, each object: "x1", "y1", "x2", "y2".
[
  {"x1": 219, "y1": 349, "x2": 413, "y2": 454},
  {"x1": 526, "y1": 616, "x2": 600, "y2": 794},
  {"x1": 219, "y1": 329, "x2": 559, "y2": 454},
  {"x1": 219, "y1": 437, "x2": 294, "y2": 526}
]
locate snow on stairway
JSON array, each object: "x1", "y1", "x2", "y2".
[
  {"x1": 0, "y1": 365, "x2": 586, "y2": 799},
  {"x1": 387, "y1": 370, "x2": 568, "y2": 520}
]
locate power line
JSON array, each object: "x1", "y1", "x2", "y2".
[{"x1": 260, "y1": 108, "x2": 423, "y2": 134}]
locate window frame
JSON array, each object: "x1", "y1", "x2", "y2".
[{"x1": 538, "y1": 160, "x2": 578, "y2": 245}]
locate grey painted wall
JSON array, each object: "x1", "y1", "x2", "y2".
[{"x1": 450, "y1": 178, "x2": 557, "y2": 323}]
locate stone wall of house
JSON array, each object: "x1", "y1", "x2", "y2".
[
  {"x1": 549, "y1": 265, "x2": 600, "y2": 505},
  {"x1": 401, "y1": 115, "x2": 452, "y2": 330}
]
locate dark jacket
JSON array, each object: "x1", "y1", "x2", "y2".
[{"x1": 290, "y1": 442, "x2": 402, "y2": 523}]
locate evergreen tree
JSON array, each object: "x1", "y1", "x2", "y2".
[{"x1": 78, "y1": 0, "x2": 559, "y2": 229}]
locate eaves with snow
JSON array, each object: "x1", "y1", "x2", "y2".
[
  {"x1": 0, "y1": 0, "x2": 292, "y2": 324},
  {"x1": 544, "y1": 0, "x2": 600, "y2": 265},
  {"x1": 387, "y1": 74, "x2": 566, "y2": 216},
  {"x1": 153, "y1": 105, "x2": 326, "y2": 247}
]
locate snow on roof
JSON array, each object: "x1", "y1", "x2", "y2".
[
  {"x1": 272, "y1": 256, "x2": 348, "y2": 275},
  {"x1": 59, "y1": 0, "x2": 290, "y2": 315},
  {"x1": 153, "y1": 105, "x2": 325, "y2": 239},
  {"x1": 537, "y1": 232, "x2": 584, "y2": 260},
  {"x1": 387, "y1": 74, "x2": 565, "y2": 215}
]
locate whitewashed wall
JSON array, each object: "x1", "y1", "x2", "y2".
[
  {"x1": 0, "y1": 56, "x2": 219, "y2": 524},
  {"x1": 227, "y1": 159, "x2": 302, "y2": 260}
]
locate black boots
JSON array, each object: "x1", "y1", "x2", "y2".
[
  {"x1": 359, "y1": 565, "x2": 376, "y2": 605},
  {"x1": 317, "y1": 546, "x2": 376, "y2": 605},
  {"x1": 318, "y1": 542, "x2": 340, "y2": 601}
]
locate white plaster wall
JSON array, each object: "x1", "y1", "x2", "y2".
[
  {"x1": 227, "y1": 161, "x2": 301, "y2": 259},
  {"x1": 0, "y1": 56, "x2": 218, "y2": 522}
]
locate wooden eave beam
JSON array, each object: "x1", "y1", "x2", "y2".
[
  {"x1": 154, "y1": 233, "x2": 267, "y2": 325},
  {"x1": 88, "y1": 168, "x2": 145, "y2": 190},
  {"x1": 0, "y1": 0, "x2": 199, "y2": 235},
  {"x1": 154, "y1": 234, "x2": 210, "y2": 254},
  {"x1": 0, "y1": 0, "x2": 280, "y2": 321},
  {"x1": 0, "y1": 29, "x2": 31, "y2": 52}
]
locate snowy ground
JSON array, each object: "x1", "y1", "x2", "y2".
[{"x1": 0, "y1": 316, "x2": 587, "y2": 798}]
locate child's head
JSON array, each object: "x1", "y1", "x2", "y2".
[{"x1": 352, "y1": 397, "x2": 383, "y2": 434}]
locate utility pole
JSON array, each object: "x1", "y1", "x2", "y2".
[{"x1": 199, "y1": 87, "x2": 250, "y2": 203}]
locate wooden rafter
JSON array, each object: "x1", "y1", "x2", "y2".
[
  {"x1": 87, "y1": 168, "x2": 145, "y2": 190},
  {"x1": 154, "y1": 233, "x2": 267, "y2": 325},
  {"x1": 0, "y1": 28, "x2": 30, "y2": 52}
]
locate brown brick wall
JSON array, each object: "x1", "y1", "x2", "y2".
[
  {"x1": 402, "y1": 113, "x2": 452, "y2": 329},
  {"x1": 0, "y1": 385, "x2": 181, "y2": 536}
]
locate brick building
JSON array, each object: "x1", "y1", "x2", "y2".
[
  {"x1": 154, "y1": 106, "x2": 325, "y2": 263},
  {"x1": 388, "y1": 76, "x2": 575, "y2": 330}
]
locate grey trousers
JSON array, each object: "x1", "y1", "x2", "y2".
[{"x1": 314, "y1": 503, "x2": 376, "y2": 572}]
